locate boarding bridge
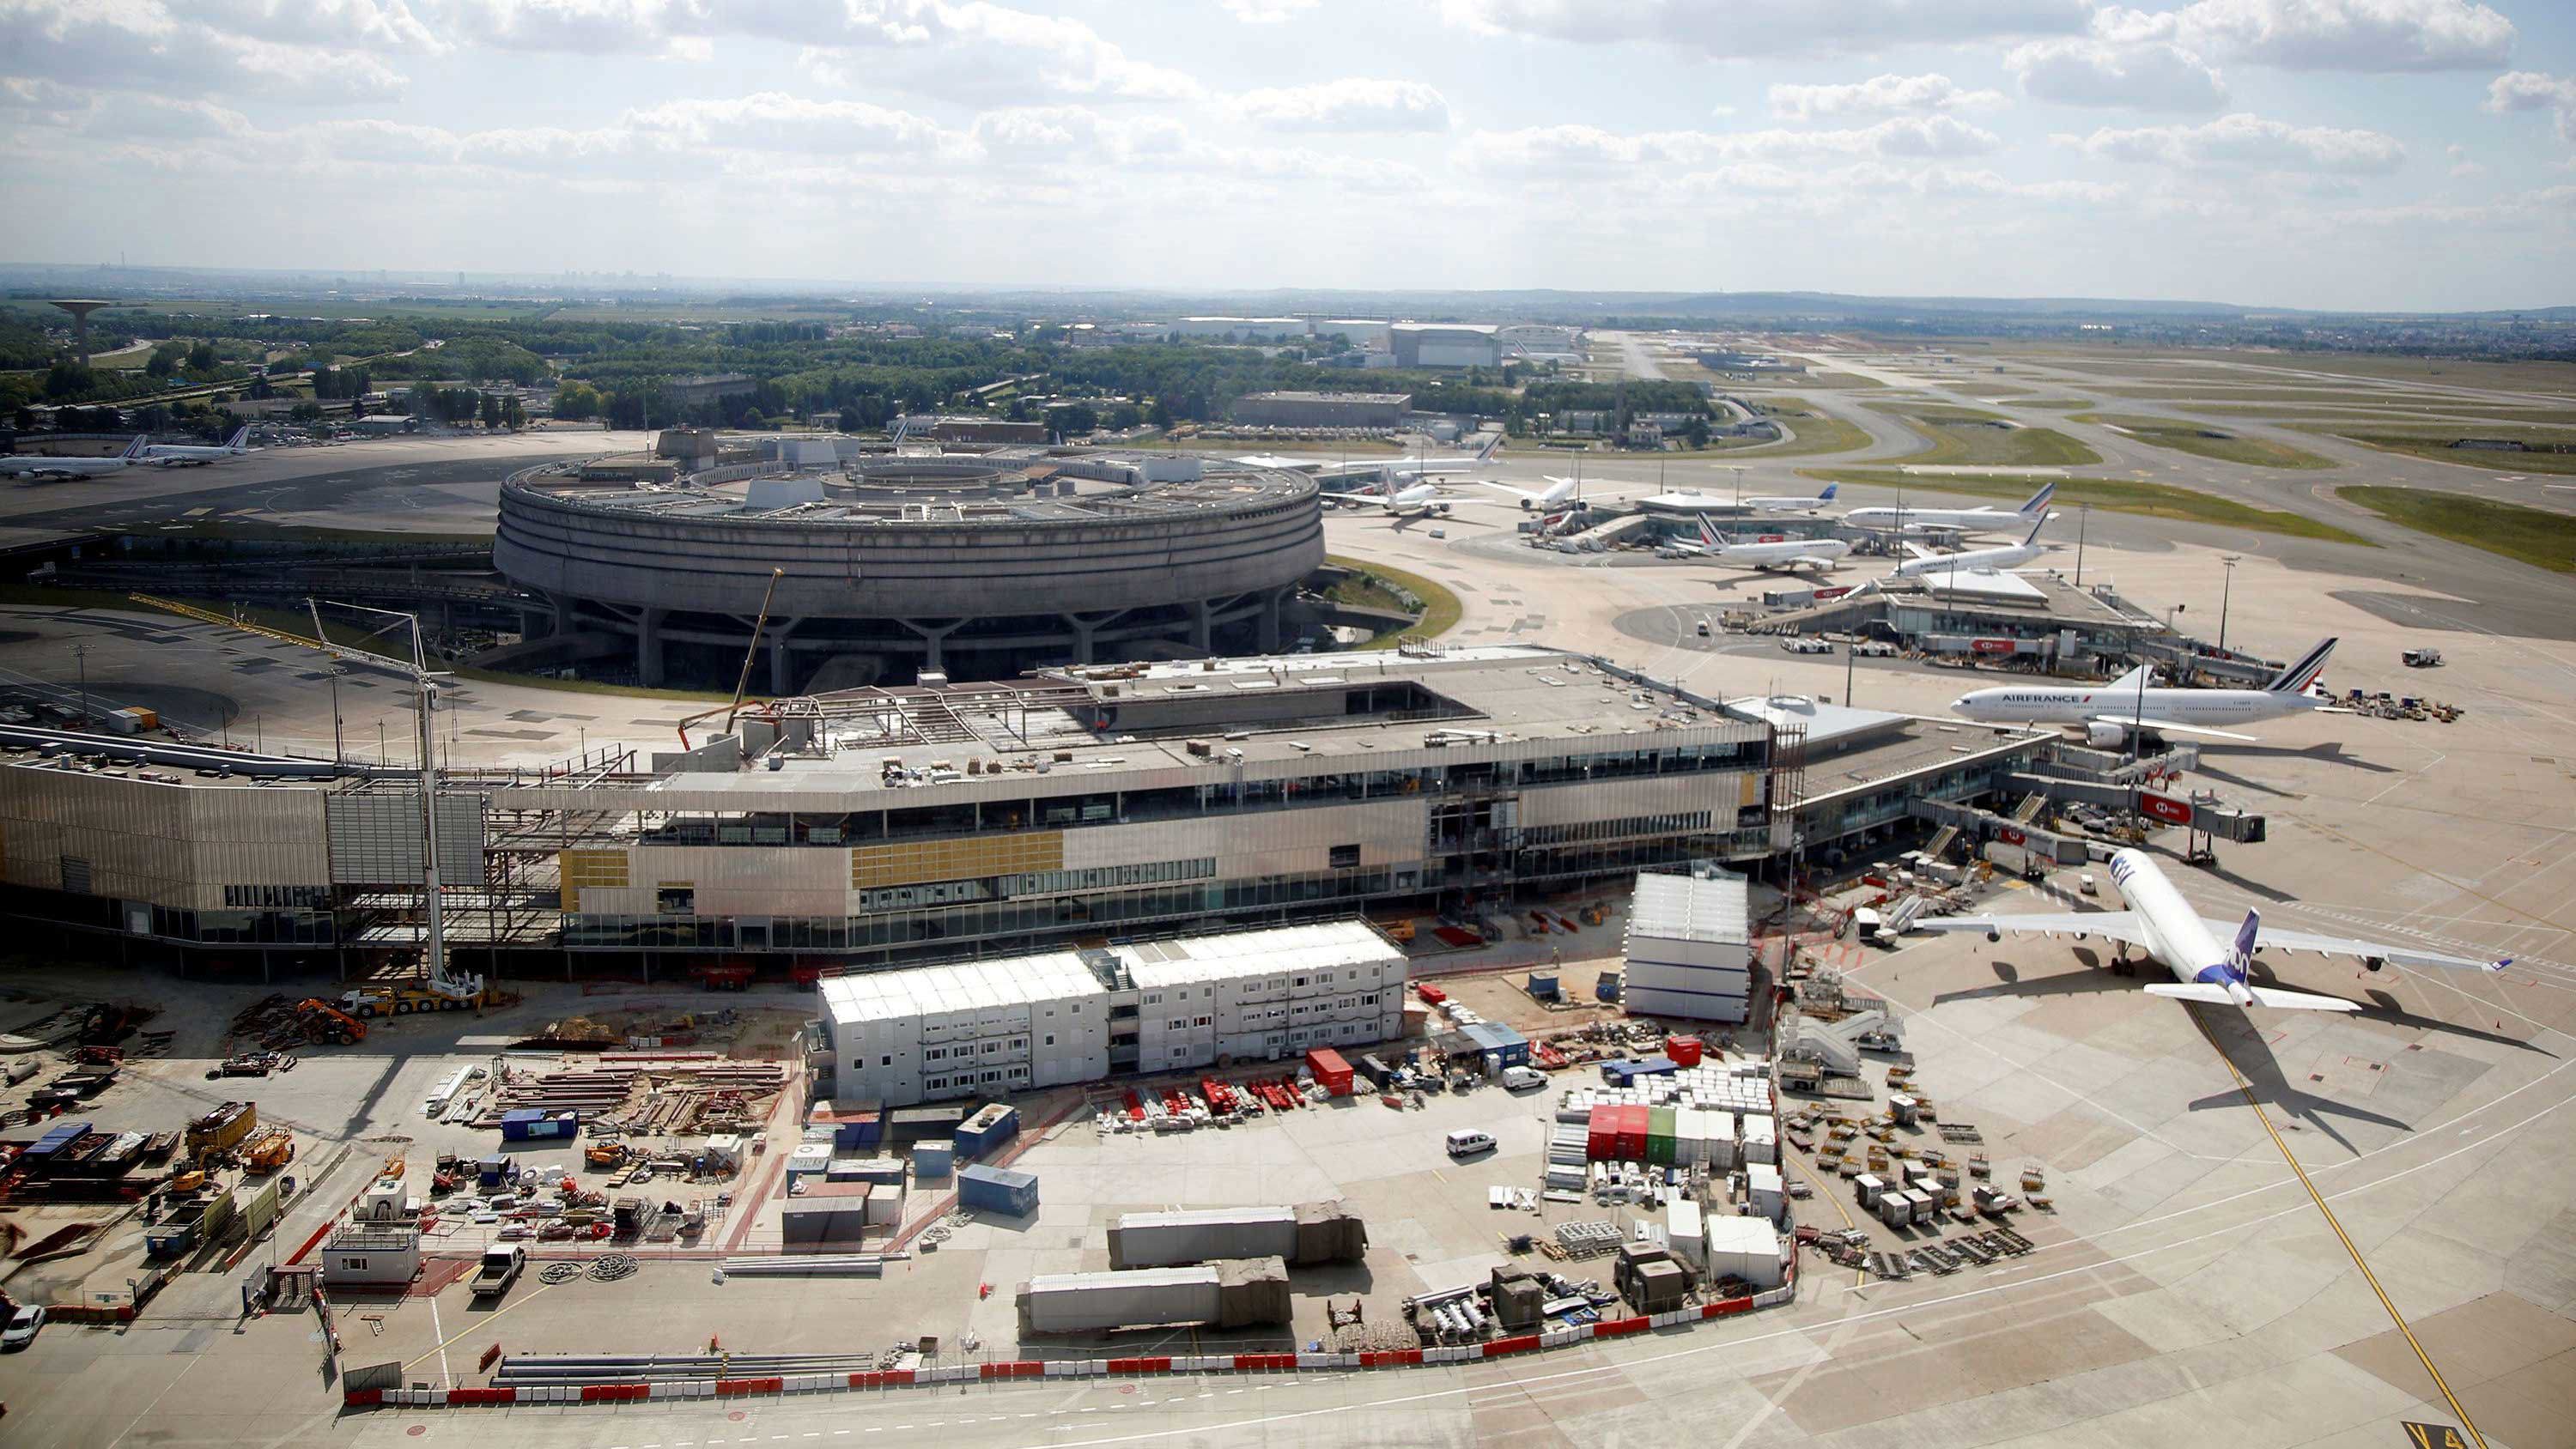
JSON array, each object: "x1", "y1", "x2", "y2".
[
  {"x1": 1904, "y1": 797, "x2": 2092, "y2": 865},
  {"x1": 1567, "y1": 512, "x2": 1653, "y2": 552}
]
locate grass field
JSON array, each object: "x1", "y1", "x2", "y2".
[
  {"x1": 2069, "y1": 414, "x2": 2337, "y2": 470},
  {"x1": 2010, "y1": 398, "x2": 2103, "y2": 409},
  {"x1": 1713, "y1": 366, "x2": 1882, "y2": 390},
  {"x1": 2006, "y1": 344, "x2": 2576, "y2": 397},
  {"x1": 2324, "y1": 433, "x2": 2576, "y2": 476},
  {"x1": 1704, "y1": 397, "x2": 1874, "y2": 459},
  {"x1": 1864, "y1": 403, "x2": 2102, "y2": 469},
  {"x1": 1795, "y1": 469, "x2": 2372, "y2": 544},
  {"x1": 2339, "y1": 487, "x2": 2576, "y2": 572},
  {"x1": 1325, "y1": 554, "x2": 1461, "y2": 648}
]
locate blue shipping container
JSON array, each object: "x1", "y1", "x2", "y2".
[
  {"x1": 953, "y1": 1103, "x2": 1019, "y2": 1160},
  {"x1": 911, "y1": 1139, "x2": 955, "y2": 1179},
  {"x1": 957, "y1": 1164, "x2": 1040, "y2": 1216},
  {"x1": 27, "y1": 1121, "x2": 92, "y2": 1156},
  {"x1": 1595, "y1": 973, "x2": 1623, "y2": 1003},
  {"x1": 501, "y1": 1110, "x2": 578, "y2": 1142}
]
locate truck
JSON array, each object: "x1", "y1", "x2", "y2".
[
  {"x1": 470, "y1": 1244, "x2": 526, "y2": 1301},
  {"x1": 339, "y1": 973, "x2": 505, "y2": 1018}
]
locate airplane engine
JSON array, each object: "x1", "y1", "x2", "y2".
[
  {"x1": 2364, "y1": 955, "x2": 2385, "y2": 972},
  {"x1": 2085, "y1": 721, "x2": 2128, "y2": 748}
]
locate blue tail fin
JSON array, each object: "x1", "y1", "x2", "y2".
[{"x1": 2230, "y1": 909, "x2": 2260, "y2": 977}]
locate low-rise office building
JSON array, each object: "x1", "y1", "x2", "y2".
[{"x1": 817, "y1": 920, "x2": 1406, "y2": 1105}]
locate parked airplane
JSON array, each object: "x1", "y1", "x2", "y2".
[
  {"x1": 1379, "y1": 482, "x2": 1451, "y2": 517},
  {"x1": 1950, "y1": 638, "x2": 2341, "y2": 744},
  {"x1": 1889, "y1": 514, "x2": 2050, "y2": 580},
  {"x1": 1917, "y1": 847, "x2": 2506, "y2": 1011},
  {"x1": 1478, "y1": 476, "x2": 1583, "y2": 512},
  {"x1": 138, "y1": 426, "x2": 254, "y2": 467},
  {"x1": 1639, "y1": 483, "x2": 1838, "y2": 514},
  {"x1": 1744, "y1": 482, "x2": 1837, "y2": 513},
  {"x1": 1841, "y1": 482, "x2": 2056, "y2": 534},
  {"x1": 1662, "y1": 514, "x2": 1850, "y2": 572},
  {"x1": 1246, "y1": 431, "x2": 1503, "y2": 486},
  {"x1": 0, "y1": 435, "x2": 146, "y2": 482}
]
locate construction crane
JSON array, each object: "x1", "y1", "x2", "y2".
[
  {"x1": 676, "y1": 567, "x2": 785, "y2": 753},
  {"x1": 131, "y1": 593, "x2": 459, "y2": 989}
]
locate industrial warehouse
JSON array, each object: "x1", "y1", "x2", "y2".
[{"x1": 0, "y1": 645, "x2": 2057, "y2": 974}]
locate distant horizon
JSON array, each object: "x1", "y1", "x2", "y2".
[{"x1": 2, "y1": 264, "x2": 2569, "y2": 321}]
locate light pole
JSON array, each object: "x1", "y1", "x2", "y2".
[
  {"x1": 2217, "y1": 555, "x2": 2239, "y2": 652},
  {"x1": 2074, "y1": 504, "x2": 2089, "y2": 588},
  {"x1": 1844, "y1": 637, "x2": 1856, "y2": 707},
  {"x1": 70, "y1": 642, "x2": 89, "y2": 729},
  {"x1": 328, "y1": 664, "x2": 345, "y2": 763}
]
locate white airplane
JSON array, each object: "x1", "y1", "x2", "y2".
[
  {"x1": 138, "y1": 426, "x2": 254, "y2": 467},
  {"x1": 1662, "y1": 514, "x2": 1850, "y2": 572},
  {"x1": 1916, "y1": 846, "x2": 2508, "y2": 1011},
  {"x1": 1249, "y1": 430, "x2": 1503, "y2": 485},
  {"x1": 0, "y1": 435, "x2": 147, "y2": 482},
  {"x1": 1478, "y1": 475, "x2": 1583, "y2": 512},
  {"x1": 1889, "y1": 514, "x2": 2050, "y2": 580},
  {"x1": 1842, "y1": 482, "x2": 2057, "y2": 534},
  {"x1": 1640, "y1": 483, "x2": 1838, "y2": 514},
  {"x1": 1951, "y1": 638, "x2": 2342, "y2": 744}
]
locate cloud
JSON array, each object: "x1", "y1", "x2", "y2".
[
  {"x1": 194, "y1": 0, "x2": 443, "y2": 51},
  {"x1": 2007, "y1": 38, "x2": 2228, "y2": 109},
  {"x1": 622, "y1": 93, "x2": 957, "y2": 157},
  {"x1": 2445, "y1": 142, "x2": 2482, "y2": 177},
  {"x1": 1231, "y1": 79, "x2": 1451, "y2": 133},
  {"x1": 2058, "y1": 112, "x2": 2405, "y2": 172},
  {"x1": 1461, "y1": 114, "x2": 2002, "y2": 172},
  {"x1": 0, "y1": 0, "x2": 412, "y2": 101},
  {"x1": 2487, "y1": 71, "x2": 2576, "y2": 143},
  {"x1": 1219, "y1": 0, "x2": 1316, "y2": 21},
  {"x1": 1438, "y1": 0, "x2": 2089, "y2": 56},
  {"x1": 2149, "y1": 0, "x2": 2514, "y2": 72},
  {"x1": 1768, "y1": 73, "x2": 2008, "y2": 122}
]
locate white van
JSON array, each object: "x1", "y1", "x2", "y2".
[
  {"x1": 1500, "y1": 1066, "x2": 1546, "y2": 1093},
  {"x1": 1444, "y1": 1129, "x2": 1496, "y2": 1159}
]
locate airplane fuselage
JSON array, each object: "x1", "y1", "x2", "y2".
[
  {"x1": 1841, "y1": 506, "x2": 2032, "y2": 532},
  {"x1": 1953, "y1": 683, "x2": 2322, "y2": 729},
  {"x1": 2106, "y1": 848, "x2": 2252, "y2": 1004},
  {"x1": 1892, "y1": 542, "x2": 2045, "y2": 577}
]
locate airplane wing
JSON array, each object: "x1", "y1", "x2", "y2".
[
  {"x1": 1899, "y1": 543, "x2": 1936, "y2": 561},
  {"x1": 1233, "y1": 453, "x2": 1313, "y2": 470},
  {"x1": 2216, "y1": 920, "x2": 2508, "y2": 974},
  {"x1": 2083, "y1": 714, "x2": 2260, "y2": 743},
  {"x1": 1912, "y1": 911, "x2": 2151, "y2": 948},
  {"x1": 2145, "y1": 983, "x2": 2360, "y2": 1011}
]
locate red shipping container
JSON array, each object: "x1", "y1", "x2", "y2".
[
  {"x1": 1303, "y1": 1048, "x2": 1354, "y2": 1097},
  {"x1": 1585, "y1": 1104, "x2": 1615, "y2": 1161},
  {"x1": 1614, "y1": 1104, "x2": 1649, "y2": 1161},
  {"x1": 1665, "y1": 1035, "x2": 1704, "y2": 1068}
]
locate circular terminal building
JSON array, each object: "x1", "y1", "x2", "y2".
[{"x1": 494, "y1": 452, "x2": 1324, "y2": 689}]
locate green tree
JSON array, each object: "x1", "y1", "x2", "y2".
[{"x1": 185, "y1": 342, "x2": 219, "y2": 373}]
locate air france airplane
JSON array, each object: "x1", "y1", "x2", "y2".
[
  {"x1": 1916, "y1": 847, "x2": 2509, "y2": 1011},
  {"x1": 1841, "y1": 482, "x2": 2057, "y2": 534},
  {"x1": 1951, "y1": 639, "x2": 2342, "y2": 744},
  {"x1": 139, "y1": 425, "x2": 255, "y2": 466}
]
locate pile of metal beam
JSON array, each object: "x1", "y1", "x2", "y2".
[{"x1": 719, "y1": 1253, "x2": 905, "y2": 1277}]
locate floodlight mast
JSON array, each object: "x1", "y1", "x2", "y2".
[{"x1": 310, "y1": 599, "x2": 453, "y2": 986}]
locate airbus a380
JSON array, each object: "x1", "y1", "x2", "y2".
[
  {"x1": 1917, "y1": 847, "x2": 2507, "y2": 1011},
  {"x1": 1951, "y1": 638, "x2": 2342, "y2": 744},
  {"x1": 1840, "y1": 482, "x2": 2057, "y2": 534}
]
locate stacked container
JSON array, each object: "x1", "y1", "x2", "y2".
[{"x1": 1646, "y1": 1106, "x2": 1677, "y2": 1167}]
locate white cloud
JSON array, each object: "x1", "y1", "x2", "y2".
[
  {"x1": 623, "y1": 93, "x2": 956, "y2": 157},
  {"x1": 2487, "y1": 70, "x2": 2576, "y2": 143},
  {"x1": 194, "y1": 0, "x2": 443, "y2": 51},
  {"x1": 1461, "y1": 114, "x2": 2002, "y2": 172},
  {"x1": 0, "y1": 0, "x2": 411, "y2": 101},
  {"x1": 1219, "y1": 0, "x2": 1316, "y2": 21},
  {"x1": 1438, "y1": 0, "x2": 2089, "y2": 56},
  {"x1": 2445, "y1": 142, "x2": 2482, "y2": 177},
  {"x1": 1231, "y1": 79, "x2": 1451, "y2": 133},
  {"x1": 1768, "y1": 73, "x2": 2008, "y2": 122},
  {"x1": 2058, "y1": 112, "x2": 2405, "y2": 172},
  {"x1": 2007, "y1": 38, "x2": 2228, "y2": 109},
  {"x1": 2151, "y1": 0, "x2": 2514, "y2": 72}
]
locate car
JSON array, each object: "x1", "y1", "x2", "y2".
[
  {"x1": 2, "y1": 1306, "x2": 44, "y2": 1351},
  {"x1": 1444, "y1": 1129, "x2": 1497, "y2": 1159},
  {"x1": 1500, "y1": 1066, "x2": 1547, "y2": 1092}
]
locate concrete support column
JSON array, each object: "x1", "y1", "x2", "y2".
[
  {"x1": 1258, "y1": 589, "x2": 1285, "y2": 654},
  {"x1": 896, "y1": 617, "x2": 965, "y2": 674},
  {"x1": 636, "y1": 607, "x2": 667, "y2": 688},
  {"x1": 768, "y1": 618, "x2": 803, "y2": 695},
  {"x1": 1190, "y1": 598, "x2": 1214, "y2": 652},
  {"x1": 1061, "y1": 609, "x2": 1129, "y2": 666}
]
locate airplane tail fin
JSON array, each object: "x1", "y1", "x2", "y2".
[
  {"x1": 2022, "y1": 512, "x2": 2047, "y2": 546},
  {"x1": 2229, "y1": 909, "x2": 2259, "y2": 976},
  {"x1": 2018, "y1": 482, "x2": 2057, "y2": 515},
  {"x1": 1475, "y1": 430, "x2": 1501, "y2": 462},
  {"x1": 122, "y1": 435, "x2": 148, "y2": 460},
  {"x1": 2104, "y1": 663, "x2": 2150, "y2": 694},
  {"x1": 2264, "y1": 638, "x2": 2336, "y2": 694},
  {"x1": 1816, "y1": 483, "x2": 1837, "y2": 502},
  {"x1": 1696, "y1": 513, "x2": 1720, "y2": 547},
  {"x1": 225, "y1": 425, "x2": 250, "y2": 449}
]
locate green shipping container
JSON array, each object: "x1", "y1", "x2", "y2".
[{"x1": 1647, "y1": 1106, "x2": 1677, "y2": 1167}]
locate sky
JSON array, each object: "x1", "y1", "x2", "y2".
[{"x1": 2, "y1": 0, "x2": 2573, "y2": 312}]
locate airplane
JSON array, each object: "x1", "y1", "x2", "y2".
[
  {"x1": 1915, "y1": 846, "x2": 2508, "y2": 1011},
  {"x1": 1950, "y1": 637, "x2": 2342, "y2": 744},
  {"x1": 1840, "y1": 482, "x2": 2057, "y2": 534},
  {"x1": 0, "y1": 435, "x2": 147, "y2": 482},
  {"x1": 1246, "y1": 430, "x2": 1503, "y2": 486},
  {"x1": 1477, "y1": 475, "x2": 1584, "y2": 512},
  {"x1": 1888, "y1": 513, "x2": 2050, "y2": 580},
  {"x1": 1744, "y1": 482, "x2": 1837, "y2": 513},
  {"x1": 1379, "y1": 482, "x2": 1454, "y2": 517},
  {"x1": 1638, "y1": 483, "x2": 1838, "y2": 514},
  {"x1": 1661, "y1": 514, "x2": 1850, "y2": 572},
  {"x1": 137, "y1": 426, "x2": 254, "y2": 467}
]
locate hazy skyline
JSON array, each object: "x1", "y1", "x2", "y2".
[{"x1": 3, "y1": 0, "x2": 2572, "y2": 312}]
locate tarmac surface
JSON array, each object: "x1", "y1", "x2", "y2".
[{"x1": 1, "y1": 349, "x2": 2573, "y2": 1446}]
